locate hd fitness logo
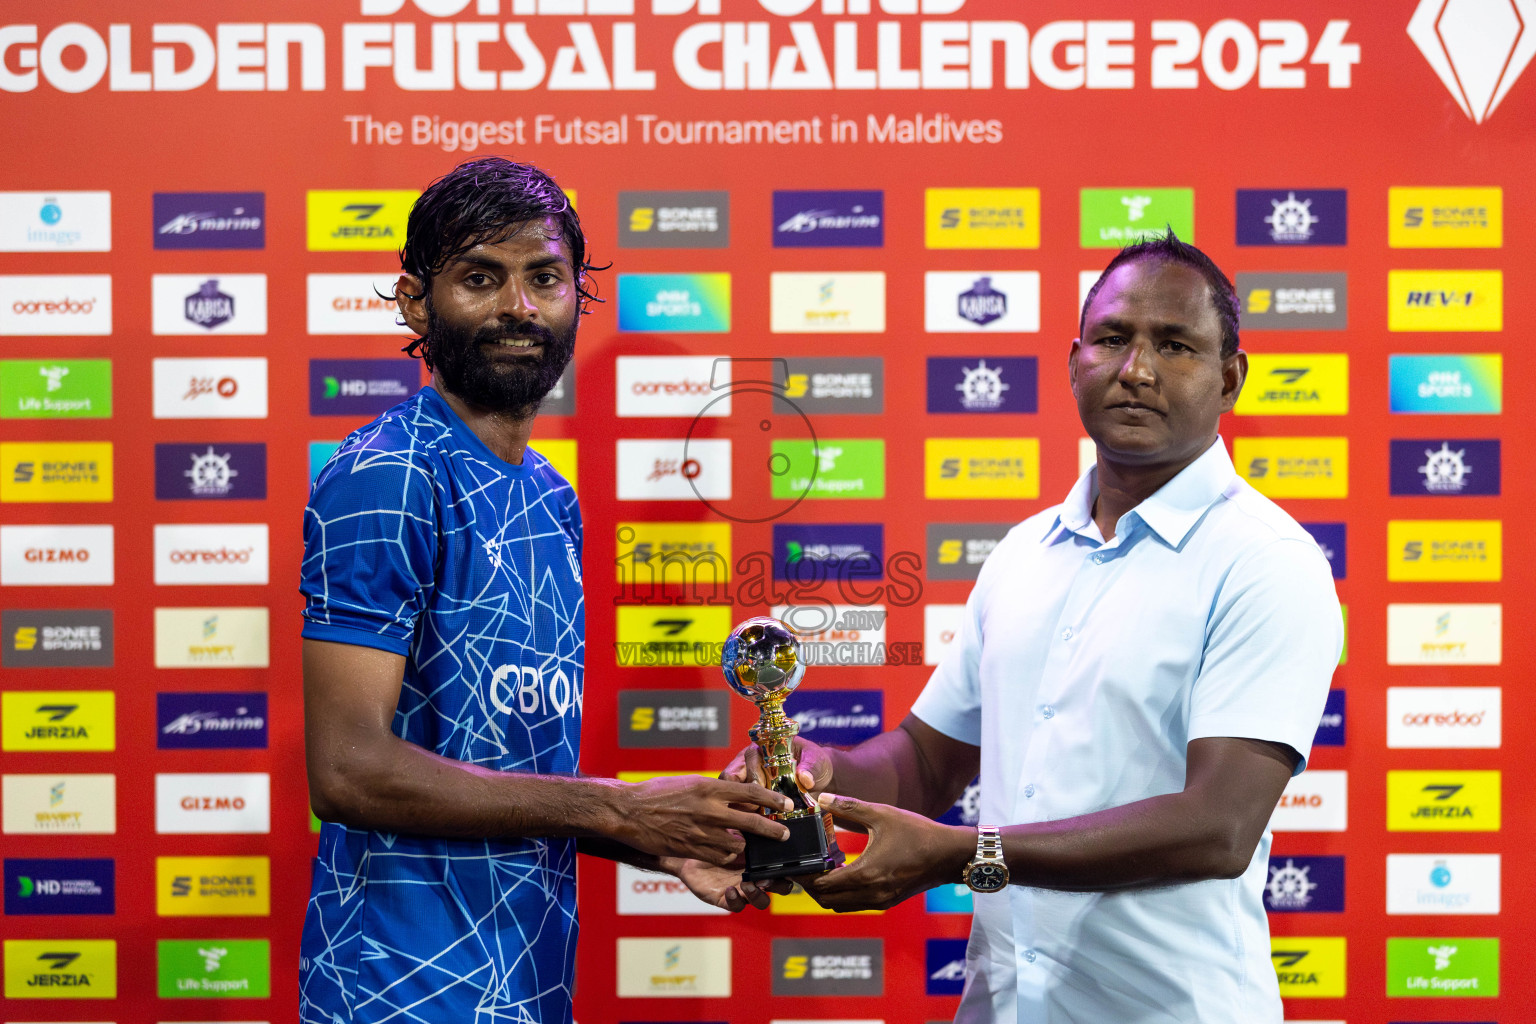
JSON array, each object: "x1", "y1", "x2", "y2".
[
  {"x1": 4, "y1": 858, "x2": 114, "y2": 915},
  {"x1": 309, "y1": 359, "x2": 419, "y2": 416}
]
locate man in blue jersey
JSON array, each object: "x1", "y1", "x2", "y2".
[{"x1": 298, "y1": 157, "x2": 792, "y2": 1024}]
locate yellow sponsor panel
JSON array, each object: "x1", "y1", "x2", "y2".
[
  {"x1": 925, "y1": 188, "x2": 1041, "y2": 249},
  {"x1": 617, "y1": 770, "x2": 705, "y2": 782},
  {"x1": 771, "y1": 853, "x2": 880, "y2": 915},
  {"x1": 1270, "y1": 937, "x2": 1345, "y2": 998},
  {"x1": 1389, "y1": 187, "x2": 1502, "y2": 248},
  {"x1": 306, "y1": 189, "x2": 417, "y2": 251},
  {"x1": 0, "y1": 442, "x2": 112, "y2": 502},
  {"x1": 1, "y1": 690, "x2": 114, "y2": 751},
  {"x1": 616, "y1": 522, "x2": 732, "y2": 584},
  {"x1": 537, "y1": 438, "x2": 577, "y2": 490},
  {"x1": 4, "y1": 938, "x2": 117, "y2": 998},
  {"x1": 1387, "y1": 770, "x2": 1500, "y2": 832},
  {"x1": 156, "y1": 855, "x2": 271, "y2": 916},
  {"x1": 1388, "y1": 270, "x2": 1502, "y2": 331},
  {"x1": 1234, "y1": 355, "x2": 1349, "y2": 415},
  {"x1": 1233, "y1": 437, "x2": 1348, "y2": 498},
  {"x1": 925, "y1": 438, "x2": 1040, "y2": 499},
  {"x1": 616, "y1": 605, "x2": 731, "y2": 667},
  {"x1": 1388, "y1": 520, "x2": 1501, "y2": 582}
]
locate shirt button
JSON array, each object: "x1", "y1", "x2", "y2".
[
  {"x1": 1093, "y1": 554, "x2": 1104, "y2": 564},
  {"x1": 1023, "y1": 784, "x2": 1035, "y2": 798},
  {"x1": 1024, "y1": 949, "x2": 1038, "y2": 963},
  {"x1": 1061, "y1": 627, "x2": 1073, "y2": 641},
  {"x1": 1042, "y1": 706, "x2": 1055, "y2": 719}
]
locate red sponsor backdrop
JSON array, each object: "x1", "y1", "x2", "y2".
[{"x1": 1, "y1": 0, "x2": 1532, "y2": 1020}]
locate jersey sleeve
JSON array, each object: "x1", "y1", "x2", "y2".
[
  {"x1": 299, "y1": 447, "x2": 439, "y2": 656},
  {"x1": 910, "y1": 537, "x2": 1005, "y2": 747},
  {"x1": 1188, "y1": 536, "x2": 1343, "y2": 775}
]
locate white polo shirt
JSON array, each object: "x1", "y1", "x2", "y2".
[{"x1": 913, "y1": 439, "x2": 1341, "y2": 1024}]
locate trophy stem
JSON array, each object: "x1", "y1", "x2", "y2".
[{"x1": 753, "y1": 698, "x2": 813, "y2": 816}]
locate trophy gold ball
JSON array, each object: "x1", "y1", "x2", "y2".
[{"x1": 721, "y1": 615, "x2": 844, "y2": 882}]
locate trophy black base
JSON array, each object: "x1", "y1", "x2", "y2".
[{"x1": 743, "y1": 813, "x2": 845, "y2": 882}]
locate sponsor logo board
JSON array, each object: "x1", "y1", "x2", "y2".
[
  {"x1": 1080, "y1": 188, "x2": 1193, "y2": 247},
  {"x1": 156, "y1": 775, "x2": 271, "y2": 834},
  {"x1": 157, "y1": 938, "x2": 270, "y2": 998},
  {"x1": 0, "y1": 525, "x2": 114, "y2": 586},
  {"x1": 0, "y1": 275, "x2": 111, "y2": 336},
  {"x1": 927, "y1": 523, "x2": 1010, "y2": 581},
  {"x1": 1386, "y1": 854, "x2": 1500, "y2": 915},
  {"x1": 0, "y1": 191, "x2": 111, "y2": 252},
  {"x1": 153, "y1": 525, "x2": 269, "y2": 586},
  {"x1": 924, "y1": 604, "x2": 965, "y2": 665},
  {"x1": 536, "y1": 438, "x2": 577, "y2": 489},
  {"x1": 617, "y1": 273, "x2": 731, "y2": 332},
  {"x1": 1386, "y1": 603, "x2": 1500, "y2": 665},
  {"x1": 1387, "y1": 770, "x2": 1500, "y2": 831},
  {"x1": 616, "y1": 606, "x2": 732, "y2": 667},
  {"x1": 924, "y1": 272, "x2": 1040, "y2": 332},
  {"x1": 772, "y1": 603, "x2": 888, "y2": 666},
  {"x1": 772, "y1": 938, "x2": 883, "y2": 996},
  {"x1": 1235, "y1": 189, "x2": 1346, "y2": 246},
  {"x1": 305, "y1": 273, "x2": 409, "y2": 335},
  {"x1": 154, "y1": 443, "x2": 267, "y2": 500},
  {"x1": 616, "y1": 937, "x2": 732, "y2": 997},
  {"x1": 154, "y1": 608, "x2": 270, "y2": 669},
  {"x1": 925, "y1": 438, "x2": 1039, "y2": 498},
  {"x1": 616, "y1": 439, "x2": 730, "y2": 501},
  {"x1": 925, "y1": 188, "x2": 1040, "y2": 249},
  {"x1": 1388, "y1": 270, "x2": 1502, "y2": 331},
  {"x1": 1313, "y1": 689, "x2": 1345, "y2": 747},
  {"x1": 770, "y1": 440, "x2": 883, "y2": 499},
  {"x1": 773, "y1": 190, "x2": 883, "y2": 247},
  {"x1": 780, "y1": 356, "x2": 884, "y2": 414},
  {"x1": 1, "y1": 691, "x2": 113, "y2": 752},
  {"x1": 1389, "y1": 187, "x2": 1501, "y2": 247},
  {"x1": 3, "y1": 938, "x2": 116, "y2": 998},
  {"x1": 157, "y1": 692, "x2": 268, "y2": 749},
  {"x1": 926, "y1": 357, "x2": 1038, "y2": 414},
  {"x1": 616, "y1": 862, "x2": 729, "y2": 915},
  {"x1": 1388, "y1": 353, "x2": 1501, "y2": 414},
  {"x1": 156, "y1": 856, "x2": 270, "y2": 916},
  {"x1": 1264, "y1": 855, "x2": 1344, "y2": 913},
  {"x1": 1, "y1": 775, "x2": 115, "y2": 834},
  {"x1": 1234, "y1": 437, "x2": 1348, "y2": 498},
  {"x1": 769, "y1": 854, "x2": 879, "y2": 915},
  {"x1": 154, "y1": 191, "x2": 265, "y2": 249},
  {"x1": 1388, "y1": 520, "x2": 1501, "y2": 582},
  {"x1": 618, "y1": 690, "x2": 730, "y2": 749},
  {"x1": 1234, "y1": 355, "x2": 1348, "y2": 415},
  {"x1": 152, "y1": 358, "x2": 268, "y2": 419},
  {"x1": 3, "y1": 858, "x2": 114, "y2": 915},
  {"x1": 618, "y1": 190, "x2": 729, "y2": 248},
  {"x1": 308, "y1": 359, "x2": 418, "y2": 416},
  {"x1": 1389, "y1": 439, "x2": 1499, "y2": 496},
  {"x1": 1237, "y1": 273, "x2": 1348, "y2": 330},
  {"x1": 306, "y1": 190, "x2": 415, "y2": 251},
  {"x1": 773, "y1": 523, "x2": 882, "y2": 581},
  {"x1": 0, "y1": 358, "x2": 111, "y2": 419},
  {"x1": 1386, "y1": 937, "x2": 1497, "y2": 996},
  {"x1": 770, "y1": 272, "x2": 885, "y2": 333},
  {"x1": 152, "y1": 274, "x2": 266, "y2": 335},
  {"x1": 1271, "y1": 770, "x2": 1347, "y2": 832},
  {"x1": 1300, "y1": 522, "x2": 1346, "y2": 580},
  {"x1": 616, "y1": 355, "x2": 727, "y2": 417},
  {"x1": 2, "y1": 609, "x2": 112, "y2": 669},
  {"x1": 924, "y1": 882, "x2": 973, "y2": 914},
  {"x1": 1387, "y1": 687, "x2": 1500, "y2": 749},
  {"x1": 542, "y1": 361, "x2": 576, "y2": 416},
  {"x1": 926, "y1": 937, "x2": 968, "y2": 995},
  {"x1": 616, "y1": 521, "x2": 731, "y2": 585},
  {"x1": 784, "y1": 689, "x2": 883, "y2": 745},
  {"x1": 0, "y1": 442, "x2": 111, "y2": 503},
  {"x1": 1271, "y1": 937, "x2": 1345, "y2": 998}
]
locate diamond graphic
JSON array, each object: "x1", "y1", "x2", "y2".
[{"x1": 1409, "y1": 0, "x2": 1536, "y2": 122}]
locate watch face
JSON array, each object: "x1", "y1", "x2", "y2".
[{"x1": 968, "y1": 863, "x2": 1008, "y2": 893}]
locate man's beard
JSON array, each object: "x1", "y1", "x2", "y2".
[{"x1": 426, "y1": 307, "x2": 576, "y2": 414}]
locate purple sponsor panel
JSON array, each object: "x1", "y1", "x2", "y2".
[
  {"x1": 1389, "y1": 439, "x2": 1500, "y2": 496},
  {"x1": 154, "y1": 443, "x2": 267, "y2": 500},
  {"x1": 927, "y1": 356, "x2": 1038, "y2": 413},
  {"x1": 309, "y1": 359, "x2": 421, "y2": 417},
  {"x1": 772, "y1": 522, "x2": 883, "y2": 581},
  {"x1": 1314, "y1": 689, "x2": 1346, "y2": 747},
  {"x1": 783, "y1": 689, "x2": 884, "y2": 745},
  {"x1": 1263, "y1": 854, "x2": 1345, "y2": 913},
  {"x1": 157, "y1": 691, "x2": 268, "y2": 749},
  {"x1": 153, "y1": 192, "x2": 265, "y2": 249},
  {"x1": 1299, "y1": 522, "x2": 1346, "y2": 580},
  {"x1": 1235, "y1": 189, "x2": 1347, "y2": 246},
  {"x1": 5, "y1": 858, "x2": 115, "y2": 915},
  {"x1": 772, "y1": 189, "x2": 884, "y2": 247},
  {"x1": 926, "y1": 938, "x2": 969, "y2": 995}
]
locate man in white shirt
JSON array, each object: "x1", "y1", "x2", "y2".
[{"x1": 745, "y1": 232, "x2": 1342, "y2": 1022}]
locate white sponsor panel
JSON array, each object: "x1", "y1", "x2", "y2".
[
  {"x1": 306, "y1": 273, "x2": 411, "y2": 335},
  {"x1": 773, "y1": 603, "x2": 887, "y2": 665},
  {"x1": 1387, "y1": 603, "x2": 1501, "y2": 665},
  {"x1": 1078, "y1": 437, "x2": 1096, "y2": 476},
  {"x1": 152, "y1": 357, "x2": 268, "y2": 419},
  {"x1": 923, "y1": 603, "x2": 965, "y2": 666},
  {"x1": 0, "y1": 191, "x2": 112, "y2": 251},
  {"x1": 0, "y1": 274, "x2": 112, "y2": 335},
  {"x1": 770, "y1": 272, "x2": 886, "y2": 333},
  {"x1": 0, "y1": 525, "x2": 114, "y2": 586},
  {"x1": 154, "y1": 607, "x2": 271, "y2": 668},
  {"x1": 1387, "y1": 687, "x2": 1501, "y2": 749},
  {"x1": 616, "y1": 439, "x2": 731, "y2": 500},
  {"x1": 155, "y1": 773, "x2": 271, "y2": 834},
  {"x1": 616, "y1": 937, "x2": 732, "y2": 997},
  {"x1": 2, "y1": 773, "x2": 116, "y2": 834},
  {"x1": 616, "y1": 863, "x2": 728, "y2": 916},
  {"x1": 152, "y1": 274, "x2": 268, "y2": 335},
  {"x1": 616, "y1": 356, "x2": 729, "y2": 417},
  {"x1": 924, "y1": 271, "x2": 1041, "y2": 332},
  {"x1": 1080, "y1": 269, "x2": 1100, "y2": 314},
  {"x1": 1386, "y1": 853, "x2": 1500, "y2": 915},
  {"x1": 154, "y1": 524, "x2": 270, "y2": 586},
  {"x1": 1270, "y1": 770, "x2": 1347, "y2": 832}
]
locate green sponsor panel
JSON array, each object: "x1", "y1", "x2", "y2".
[
  {"x1": 1386, "y1": 937, "x2": 1497, "y2": 997},
  {"x1": 770, "y1": 439, "x2": 885, "y2": 500},
  {"x1": 1080, "y1": 189, "x2": 1195, "y2": 248},
  {"x1": 158, "y1": 938, "x2": 270, "y2": 998},
  {"x1": 0, "y1": 359, "x2": 112, "y2": 418}
]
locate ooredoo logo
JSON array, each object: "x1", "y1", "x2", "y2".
[
  {"x1": 0, "y1": 275, "x2": 112, "y2": 336},
  {"x1": 153, "y1": 525, "x2": 269, "y2": 586},
  {"x1": 616, "y1": 863, "x2": 728, "y2": 915},
  {"x1": 0, "y1": 525, "x2": 114, "y2": 586},
  {"x1": 1388, "y1": 687, "x2": 1501, "y2": 749},
  {"x1": 616, "y1": 356, "x2": 729, "y2": 418}
]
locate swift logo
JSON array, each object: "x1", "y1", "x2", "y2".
[{"x1": 1408, "y1": 0, "x2": 1536, "y2": 123}]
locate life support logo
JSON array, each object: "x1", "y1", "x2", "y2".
[{"x1": 489, "y1": 663, "x2": 579, "y2": 719}]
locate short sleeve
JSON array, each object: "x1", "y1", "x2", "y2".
[
  {"x1": 1188, "y1": 536, "x2": 1343, "y2": 775},
  {"x1": 299, "y1": 447, "x2": 439, "y2": 656},
  {"x1": 910, "y1": 548, "x2": 998, "y2": 747}
]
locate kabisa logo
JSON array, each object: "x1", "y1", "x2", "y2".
[
  {"x1": 618, "y1": 190, "x2": 729, "y2": 248},
  {"x1": 1409, "y1": 0, "x2": 1532, "y2": 123},
  {"x1": 158, "y1": 692, "x2": 268, "y2": 749},
  {"x1": 617, "y1": 273, "x2": 732, "y2": 332},
  {"x1": 184, "y1": 279, "x2": 233, "y2": 329},
  {"x1": 773, "y1": 190, "x2": 884, "y2": 247},
  {"x1": 783, "y1": 689, "x2": 883, "y2": 745},
  {"x1": 4, "y1": 858, "x2": 114, "y2": 915},
  {"x1": 1387, "y1": 770, "x2": 1500, "y2": 831},
  {"x1": 306, "y1": 190, "x2": 416, "y2": 251},
  {"x1": 926, "y1": 356, "x2": 1037, "y2": 414},
  {"x1": 1264, "y1": 855, "x2": 1344, "y2": 913},
  {"x1": 924, "y1": 271, "x2": 1040, "y2": 332},
  {"x1": 1, "y1": 691, "x2": 114, "y2": 752},
  {"x1": 1390, "y1": 439, "x2": 1500, "y2": 496},
  {"x1": 925, "y1": 938, "x2": 969, "y2": 996},
  {"x1": 4, "y1": 940, "x2": 117, "y2": 998},
  {"x1": 153, "y1": 192, "x2": 265, "y2": 249},
  {"x1": 1389, "y1": 353, "x2": 1502, "y2": 414},
  {"x1": 1235, "y1": 189, "x2": 1347, "y2": 246}
]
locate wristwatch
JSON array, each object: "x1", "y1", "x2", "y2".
[{"x1": 962, "y1": 825, "x2": 1010, "y2": 893}]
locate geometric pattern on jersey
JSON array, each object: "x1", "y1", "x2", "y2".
[{"x1": 298, "y1": 385, "x2": 585, "y2": 1024}]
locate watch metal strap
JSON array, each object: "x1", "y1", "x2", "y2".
[{"x1": 977, "y1": 824, "x2": 1003, "y2": 859}]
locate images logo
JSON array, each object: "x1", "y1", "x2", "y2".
[
  {"x1": 617, "y1": 690, "x2": 731, "y2": 749},
  {"x1": 154, "y1": 192, "x2": 264, "y2": 249},
  {"x1": 1387, "y1": 687, "x2": 1501, "y2": 749},
  {"x1": 156, "y1": 774, "x2": 271, "y2": 834},
  {"x1": 772, "y1": 523, "x2": 883, "y2": 581},
  {"x1": 0, "y1": 275, "x2": 112, "y2": 335},
  {"x1": 156, "y1": 855, "x2": 270, "y2": 916},
  {"x1": 3, "y1": 938, "x2": 116, "y2": 998},
  {"x1": 154, "y1": 442, "x2": 267, "y2": 501},
  {"x1": 0, "y1": 192, "x2": 111, "y2": 252},
  {"x1": 1080, "y1": 188, "x2": 1194, "y2": 247},
  {"x1": 1387, "y1": 853, "x2": 1501, "y2": 915},
  {"x1": 157, "y1": 937, "x2": 270, "y2": 998},
  {"x1": 1386, "y1": 936, "x2": 1498, "y2": 996},
  {"x1": 157, "y1": 692, "x2": 268, "y2": 749},
  {"x1": 1389, "y1": 353, "x2": 1501, "y2": 413},
  {"x1": 151, "y1": 274, "x2": 266, "y2": 335},
  {"x1": 925, "y1": 438, "x2": 1039, "y2": 499},
  {"x1": 1264, "y1": 855, "x2": 1344, "y2": 913},
  {"x1": 154, "y1": 607, "x2": 270, "y2": 669},
  {"x1": 1235, "y1": 437, "x2": 1349, "y2": 498},
  {"x1": 1, "y1": 610, "x2": 112, "y2": 669},
  {"x1": 1235, "y1": 189, "x2": 1347, "y2": 246},
  {"x1": 616, "y1": 439, "x2": 731, "y2": 501},
  {"x1": 1409, "y1": 0, "x2": 1532, "y2": 123},
  {"x1": 927, "y1": 523, "x2": 1010, "y2": 581},
  {"x1": 924, "y1": 271, "x2": 1041, "y2": 333},
  {"x1": 617, "y1": 273, "x2": 731, "y2": 332},
  {"x1": 153, "y1": 524, "x2": 269, "y2": 586},
  {"x1": 770, "y1": 440, "x2": 884, "y2": 499},
  {"x1": 616, "y1": 355, "x2": 727, "y2": 417},
  {"x1": 1, "y1": 691, "x2": 114, "y2": 752},
  {"x1": 780, "y1": 356, "x2": 884, "y2": 414},
  {"x1": 771, "y1": 938, "x2": 883, "y2": 996},
  {"x1": 773, "y1": 190, "x2": 883, "y2": 247},
  {"x1": 152, "y1": 357, "x2": 268, "y2": 419},
  {"x1": 1387, "y1": 602, "x2": 1501, "y2": 665},
  {"x1": 309, "y1": 358, "x2": 419, "y2": 416},
  {"x1": 1390, "y1": 186, "x2": 1502, "y2": 246},
  {"x1": 770, "y1": 272, "x2": 886, "y2": 333},
  {"x1": 1, "y1": 774, "x2": 116, "y2": 834},
  {"x1": 926, "y1": 938, "x2": 969, "y2": 995},
  {"x1": 305, "y1": 273, "x2": 411, "y2": 335},
  {"x1": 1234, "y1": 355, "x2": 1348, "y2": 415},
  {"x1": 0, "y1": 358, "x2": 111, "y2": 419},
  {"x1": 618, "y1": 190, "x2": 729, "y2": 248},
  {"x1": 1388, "y1": 520, "x2": 1501, "y2": 582},
  {"x1": 306, "y1": 190, "x2": 416, "y2": 251},
  {"x1": 1387, "y1": 770, "x2": 1500, "y2": 831},
  {"x1": 925, "y1": 188, "x2": 1040, "y2": 249},
  {"x1": 4, "y1": 858, "x2": 114, "y2": 915},
  {"x1": 1389, "y1": 269, "x2": 1502, "y2": 331},
  {"x1": 1271, "y1": 770, "x2": 1348, "y2": 832},
  {"x1": 1270, "y1": 937, "x2": 1346, "y2": 997},
  {"x1": 926, "y1": 357, "x2": 1037, "y2": 414},
  {"x1": 0, "y1": 442, "x2": 112, "y2": 503},
  {"x1": 1236, "y1": 272, "x2": 1348, "y2": 330},
  {"x1": 615, "y1": 937, "x2": 732, "y2": 997},
  {"x1": 1389, "y1": 439, "x2": 1499, "y2": 496}
]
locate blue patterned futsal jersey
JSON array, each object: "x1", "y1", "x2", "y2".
[{"x1": 298, "y1": 385, "x2": 585, "y2": 1024}]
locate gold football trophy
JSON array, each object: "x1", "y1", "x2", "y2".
[{"x1": 721, "y1": 616, "x2": 845, "y2": 881}]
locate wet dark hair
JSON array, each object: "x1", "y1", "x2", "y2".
[
  {"x1": 396, "y1": 156, "x2": 604, "y2": 366},
  {"x1": 1079, "y1": 228, "x2": 1241, "y2": 358}
]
